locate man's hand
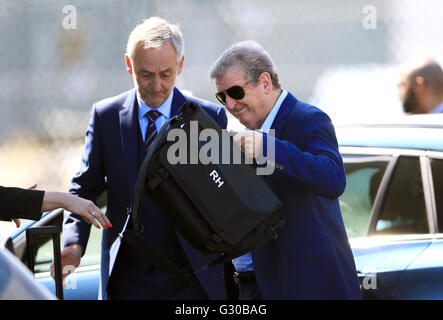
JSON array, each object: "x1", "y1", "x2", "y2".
[
  {"x1": 50, "y1": 244, "x2": 82, "y2": 288},
  {"x1": 233, "y1": 130, "x2": 264, "y2": 160}
]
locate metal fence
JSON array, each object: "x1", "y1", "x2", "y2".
[{"x1": 1, "y1": 0, "x2": 443, "y2": 202}]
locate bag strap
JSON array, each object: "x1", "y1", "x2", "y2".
[
  {"x1": 126, "y1": 114, "x2": 197, "y2": 286},
  {"x1": 190, "y1": 254, "x2": 235, "y2": 275},
  {"x1": 132, "y1": 101, "x2": 197, "y2": 232},
  {"x1": 131, "y1": 115, "x2": 177, "y2": 233},
  {"x1": 123, "y1": 229, "x2": 193, "y2": 286},
  {"x1": 127, "y1": 102, "x2": 231, "y2": 285},
  {"x1": 126, "y1": 104, "x2": 196, "y2": 283},
  {"x1": 124, "y1": 228, "x2": 234, "y2": 285}
]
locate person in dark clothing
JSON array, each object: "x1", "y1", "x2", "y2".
[{"x1": 0, "y1": 185, "x2": 111, "y2": 229}]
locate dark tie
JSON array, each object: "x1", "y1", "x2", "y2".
[{"x1": 144, "y1": 109, "x2": 162, "y2": 150}]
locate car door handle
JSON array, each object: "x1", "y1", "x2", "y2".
[{"x1": 26, "y1": 225, "x2": 64, "y2": 300}]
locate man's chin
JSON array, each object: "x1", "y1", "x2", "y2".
[
  {"x1": 238, "y1": 117, "x2": 258, "y2": 130},
  {"x1": 140, "y1": 94, "x2": 167, "y2": 108}
]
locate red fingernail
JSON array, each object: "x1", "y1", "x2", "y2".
[{"x1": 109, "y1": 223, "x2": 113, "y2": 228}]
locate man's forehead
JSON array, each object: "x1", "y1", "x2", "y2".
[
  {"x1": 398, "y1": 72, "x2": 412, "y2": 87},
  {"x1": 132, "y1": 47, "x2": 177, "y2": 73},
  {"x1": 216, "y1": 67, "x2": 246, "y2": 87},
  {"x1": 138, "y1": 66, "x2": 173, "y2": 73}
]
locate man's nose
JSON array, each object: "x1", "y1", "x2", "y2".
[
  {"x1": 397, "y1": 86, "x2": 405, "y2": 101},
  {"x1": 150, "y1": 76, "x2": 163, "y2": 91},
  {"x1": 225, "y1": 95, "x2": 237, "y2": 112}
]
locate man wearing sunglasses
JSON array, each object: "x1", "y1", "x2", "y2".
[{"x1": 210, "y1": 40, "x2": 361, "y2": 299}]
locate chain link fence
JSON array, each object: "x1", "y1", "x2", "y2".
[{"x1": 1, "y1": 0, "x2": 443, "y2": 232}]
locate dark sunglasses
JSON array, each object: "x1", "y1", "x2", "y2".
[{"x1": 215, "y1": 85, "x2": 246, "y2": 105}]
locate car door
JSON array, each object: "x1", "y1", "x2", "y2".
[
  {"x1": 389, "y1": 156, "x2": 443, "y2": 299},
  {"x1": 341, "y1": 151, "x2": 434, "y2": 237},
  {"x1": 9, "y1": 209, "x2": 102, "y2": 300},
  {"x1": 369, "y1": 156, "x2": 429, "y2": 236},
  {"x1": 340, "y1": 154, "x2": 391, "y2": 238},
  {"x1": 342, "y1": 151, "x2": 435, "y2": 299}
]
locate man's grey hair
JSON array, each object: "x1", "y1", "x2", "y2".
[
  {"x1": 210, "y1": 40, "x2": 281, "y2": 90},
  {"x1": 126, "y1": 17, "x2": 184, "y2": 65}
]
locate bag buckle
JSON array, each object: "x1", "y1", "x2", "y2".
[
  {"x1": 233, "y1": 272, "x2": 241, "y2": 284},
  {"x1": 267, "y1": 219, "x2": 285, "y2": 239},
  {"x1": 158, "y1": 167, "x2": 170, "y2": 178}
]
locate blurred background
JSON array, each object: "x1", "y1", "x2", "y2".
[{"x1": 1, "y1": 0, "x2": 443, "y2": 234}]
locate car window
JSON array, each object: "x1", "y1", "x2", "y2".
[
  {"x1": 375, "y1": 156, "x2": 428, "y2": 235},
  {"x1": 341, "y1": 156, "x2": 390, "y2": 238},
  {"x1": 431, "y1": 158, "x2": 443, "y2": 233},
  {"x1": 34, "y1": 225, "x2": 102, "y2": 274}
]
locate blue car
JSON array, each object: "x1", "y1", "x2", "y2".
[
  {"x1": 1, "y1": 208, "x2": 102, "y2": 299},
  {"x1": 2, "y1": 114, "x2": 443, "y2": 299},
  {"x1": 337, "y1": 114, "x2": 443, "y2": 299},
  {"x1": 0, "y1": 243, "x2": 56, "y2": 300}
]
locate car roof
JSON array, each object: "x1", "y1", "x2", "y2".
[{"x1": 335, "y1": 114, "x2": 443, "y2": 151}]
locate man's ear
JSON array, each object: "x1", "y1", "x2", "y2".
[
  {"x1": 414, "y1": 76, "x2": 427, "y2": 94},
  {"x1": 259, "y1": 72, "x2": 273, "y2": 94},
  {"x1": 125, "y1": 54, "x2": 133, "y2": 76},
  {"x1": 177, "y1": 56, "x2": 184, "y2": 76},
  {"x1": 415, "y1": 76, "x2": 425, "y2": 86}
]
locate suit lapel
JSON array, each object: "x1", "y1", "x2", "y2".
[
  {"x1": 119, "y1": 89, "x2": 139, "y2": 194},
  {"x1": 171, "y1": 87, "x2": 187, "y2": 117},
  {"x1": 120, "y1": 87, "x2": 186, "y2": 193},
  {"x1": 271, "y1": 92, "x2": 297, "y2": 138}
]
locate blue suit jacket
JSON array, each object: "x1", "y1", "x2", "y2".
[
  {"x1": 253, "y1": 92, "x2": 362, "y2": 299},
  {"x1": 63, "y1": 87, "x2": 228, "y2": 299}
]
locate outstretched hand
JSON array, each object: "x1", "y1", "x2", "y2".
[{"x1": 63, "y1": 194, "x2": 112, "y2": 230}]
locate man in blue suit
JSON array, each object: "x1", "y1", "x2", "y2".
[
  {"x1": 210, "y1": 40, "x2": 362, "y2": 299},
  {"x1": 59, "y1": 17, "x2": 227, "y2": 299}
]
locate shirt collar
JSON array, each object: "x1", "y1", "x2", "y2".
[
  {"x1": 430, "y1": 101, "x2": 443, "y2": 114},
  {"x1": 137, "y1": 90, "x2": 174, "y2": 119},
  {"x1": 259, "y1": 89, "x2": 288, "y2": 134}
]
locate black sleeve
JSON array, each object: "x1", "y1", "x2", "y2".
[{"x1": 0, "y1": 186, "x2": 45, "y2": 221}]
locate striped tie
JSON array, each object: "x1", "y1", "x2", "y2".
[{"x1": 144, "y1": 110, "x2": 162, "y2": 150}]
